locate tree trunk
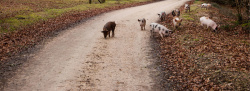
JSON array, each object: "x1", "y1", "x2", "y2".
[
  {"x1": 98, "y1": 0, "x2": 105, "y2": 3},
  {"x1": 235, "y1": 0, "x2": 242, "y2": 24},
  {"x1": 98, "y1": 0, "x2": 102, "y2": 3},
  {"x1": 245, "y1": 0, "x2": 250, "y2": 20}
]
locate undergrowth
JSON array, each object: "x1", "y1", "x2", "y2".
[{"x1": 158, "y1": 0, "x2": 249, "y2": 90}]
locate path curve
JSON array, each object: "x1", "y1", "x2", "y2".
[{"x1": 4, "y1": 0, "x2": 189, "y2": 90}]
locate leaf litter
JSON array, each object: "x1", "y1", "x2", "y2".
[{"x1": 155, "y1": 0, "x2": 249, "y2": 90}]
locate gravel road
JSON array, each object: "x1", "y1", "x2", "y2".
[{"x1": 3, "y1": 0, "x2": 189, "y2": 90}]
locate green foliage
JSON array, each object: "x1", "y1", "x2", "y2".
[
  {"x1": 220, "y1": 20, "x2": 247, "y2": 32},
  {"x1": 221, "y1": 24, "x2": 231, "y2": 31},
  {"x1": 241, "y1": 40, "x2": 250, "y2": 46},
  {"x1": 101, "y1": 0, "x2": 105, "y2": 3},
  {"x1": 241, "y1": 21, "x2": 250, "y2": 33},
  {"x1": 241, "y1": 21, "x2": 250, "y2": 27},
  {"x1": 193, "y1": 39, "x2": 199, "y2": 41},
  {"x1": 182, "y1": 14, "x2": 195, "y2": 21},
  {"x1": 194, "y1": 0, "x2": 202, "y2": 4}
]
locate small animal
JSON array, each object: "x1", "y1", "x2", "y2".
[
  {"x1": 172, "y1": 9, "x2": 180, "y2": 17},
  {"x1": 207, "y1": 3, "x2": 212, "y2": 9},
  {"x1": 158, "y1": 12, "x2": 166, "y2": 21},
  {"x1": 173, "y1": 16, "x2": 182, "y2": 29},
  {"x1": 201, "y1": 3, "x2": 211, "y2": 10},
  {"x1": 184, "y1": 4, "x2": 190, "y2": 13},
  {"x1": 201, "y1": 3, "x2": 207, "y2": 9},
  {"x1": 149, "y1": 23, "x2": 172, "y2": 38},
  {"x1": 200, "y1": 16, "x2": 219, "y2": 32},
  {"x1": 101, "y1": 21, "x2": 116, "y2": 39},
  {"x1": 138, "y1": 18, "x2": 146, "y2": 30}
]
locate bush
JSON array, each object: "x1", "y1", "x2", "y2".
[
  {"x1": 207, "y1": 0, "x2": 236, "y2": 7},
  {"x1": 209, "y1": 0, "x2": 228, "y2": 4},
  {"x1": 101, "y1": 0, "x2": 105, "y2": 3},
  {"x1": 221, "y1": 24, "x2": 231, "y2": 31},
  {"x1": 241, "y1": 21, "x2": 250, "y2": 33}
]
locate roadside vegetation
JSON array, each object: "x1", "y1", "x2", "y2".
[
  {"x1": 157, "y1": 0, "x2": 249, "y2": 90},
  {"x1": 0, "y1": 0, "x2": 150, "y2": 33}
]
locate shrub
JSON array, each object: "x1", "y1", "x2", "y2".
[{"x1": 241, "y1": 21, "x2": 250, "y2": 33}]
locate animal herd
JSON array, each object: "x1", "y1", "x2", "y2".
[{"x1": 101, "y1": 3, "x2": 219, "y2": 39}]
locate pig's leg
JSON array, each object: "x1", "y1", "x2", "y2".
[
  {"x1": 108, "y1": 31, "x2": 110, "y2": 37},
  {"x1": 112, "y1": 29, "x2": 114, "y2": 37}
]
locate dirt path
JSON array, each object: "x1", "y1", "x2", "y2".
[{"x1": 3, "y1": 0, "x2": 189, "y2": 90}]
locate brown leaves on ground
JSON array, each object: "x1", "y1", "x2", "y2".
[{"x1": 157, "y1": 0, "x2": 249, "y2": 90}]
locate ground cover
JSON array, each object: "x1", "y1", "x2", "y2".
[{"x1": 157, "y1": 0, "x2": 249, "y2": 90}]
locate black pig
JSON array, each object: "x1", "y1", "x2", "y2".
[{"x1": 102, "y1": 21, "x2": 116, "y2": 39}]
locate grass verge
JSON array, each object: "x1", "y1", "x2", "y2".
[{"x1": 0, "y1": 0, "x2": 150, "y2": 33}]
